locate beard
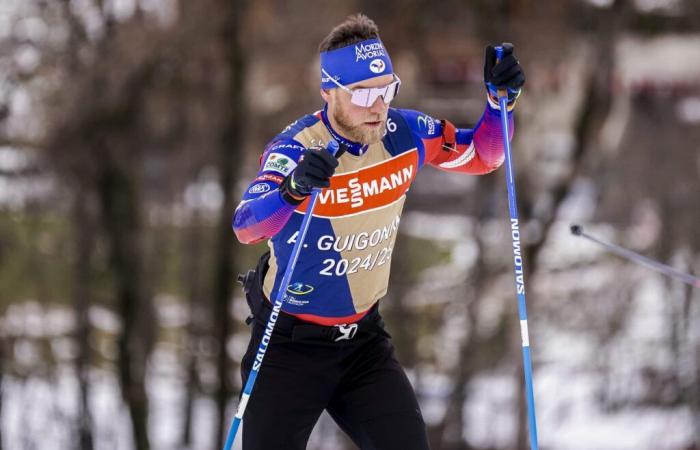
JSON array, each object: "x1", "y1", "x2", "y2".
[{"x1": 332, "y1": 103, "x2": 387, "y2": 145}]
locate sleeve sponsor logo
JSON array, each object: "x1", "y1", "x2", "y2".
[
  {"x1": 262, "y1": 153, "x2": 297, "y2": 175},
  {"x1": 417, "y1": 115, "x2": 435, "y2": 135},
  {"x1": 269, "y1": 143, "x2": 305, "y2": 152},
  {"x1": 248, "y1": 183, "x2": 271, "y2": 194},
  {"x1": 254, "y1": 174, "x2": 285, "y2": 184},
  {"x1": 369, "y1": 59, "x2": 386, "y2": 74}
]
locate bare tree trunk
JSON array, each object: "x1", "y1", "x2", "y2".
[
  {"x1": 431, "y1": 176, "x2": 511, "y2": 450},
  {"x1": 98, "y1": 149, "x2": 155, "y2": 450},
  {"x1": 182, "y1": 211, "x2": 203, "y2": 448},
  {"x1": 212, "y1": 0, "x2": 249, "y2": 446},
  {"x1": 72, "y1": 189, "x2": 95, "y2": 450}
]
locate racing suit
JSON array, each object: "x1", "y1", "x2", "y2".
[{"x1": 232, "y1": 102, "x2": 512, "y2": 449}]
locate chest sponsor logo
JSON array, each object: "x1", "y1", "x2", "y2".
[
  {"x1": 263, "y1": 153, "x2": 297, "y2": 176},
  {"x1": 296, "y1": 150, "x2": 418, "y2": 217}
]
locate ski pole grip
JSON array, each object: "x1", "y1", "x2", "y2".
[
  {"x1": 494, "y1": 46, "x2": 508, "y2": 98},
  {"x1": 495, "y1": 45, "x2": 504, "y2": 60},
  {"x1": 310, "y1": 139, "x2": 341, "y2": 194},
  {"x1": 326, "y1": 139, "x2": 340, "y2": 156}
]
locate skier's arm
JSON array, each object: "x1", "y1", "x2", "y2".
[
  {"x1": 232, "y1": 140, "x2": 304, "y2": 244},
  {"x1": 404, "y1": 42, "x2": 525, "y2": 174},
  {"x1": 233, "y1": 140, "x2": 339, "y2": 244},
  {"x1": 401, "y1": 106, "x2": 512, "y2": 174}
]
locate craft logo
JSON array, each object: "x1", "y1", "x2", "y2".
[
  {"x1": 355, "y1": 42, "x2": 386, "y2": 61},
  {"x1": 417, "y1": 115, "x2": 435, "y2": 135},
  {"x1": 262, "y1": 153, "x2": 297, "y2": 176},
  {"x1": 287, "y1": 282, "x2": 314, "y2": 295},
  {"x1": 271, "y1": 143, "x2": 304, "y2": 151},
  {"x1": 369, "y1": 59, "x2": 386, "y2": 74},
  {"x1": 248, "y1": 183, "x2": 270, "y2": 195}
]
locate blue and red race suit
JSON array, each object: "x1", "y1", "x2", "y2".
[{"x1": 233, "y1": 103, "x2": 513, "y2": 325}]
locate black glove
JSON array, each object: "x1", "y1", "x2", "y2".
[
  {"x1": 484, "y1": 43, "x2": 525, "y2": 105},
  {"x1": 280, "y1": 144, "x2": 343, "y2": 204}
]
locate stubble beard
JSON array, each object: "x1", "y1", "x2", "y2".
[{"x1": 333, "y1": 103, "x2": 387, "y2": 146}]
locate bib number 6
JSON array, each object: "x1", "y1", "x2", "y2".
[{"x1": 384, "y1": 118, "x2": 397, "y2": 135}]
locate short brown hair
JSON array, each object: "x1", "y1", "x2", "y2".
[{"x1": 318, "y1": 14, "x2": 380, "y2": 52}]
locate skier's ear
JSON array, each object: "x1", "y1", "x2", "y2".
[{"x1": 320, "y1": 88, "x2": 332, "y2": 103}]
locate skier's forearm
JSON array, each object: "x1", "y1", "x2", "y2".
[
  {"x1": 472, "y1": 104, "x2": 513, "y2": 171},
  {"x1": 232, "y1": 191, "x2": 297, "y2": 244}
]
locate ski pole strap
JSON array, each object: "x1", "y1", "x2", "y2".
[{"x1": 440, "y1": 119, "x2": 457, "y2": 151}]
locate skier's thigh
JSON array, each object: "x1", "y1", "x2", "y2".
[{"x1": 327, "y1": 337, "x2": 430, "y2": 450}]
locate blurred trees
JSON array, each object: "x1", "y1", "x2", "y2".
[{"x1": 0, "y1": 0, "x2": 699, "y2": 449}]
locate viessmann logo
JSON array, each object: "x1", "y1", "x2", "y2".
[{"x1": 296, "y1": 150, "x2": 419, "y2": 217}]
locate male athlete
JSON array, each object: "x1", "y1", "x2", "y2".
[{"x1": 232, "y1": 14, "x2": 524, "y2": 450}]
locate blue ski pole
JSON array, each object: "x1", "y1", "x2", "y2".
[
  {"x1": 494, "y1": 45, "x2": 539, "y2": 450},
  {"x1": 223, "y1": 139, "x2": 341, "y2": 450}
]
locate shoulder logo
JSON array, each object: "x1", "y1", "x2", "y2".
[
  {"x1": 369, "y1": 59, "x2": 386, "y2": 74},
  {"x1": 417, "y1": 115, "x2": 435, "y2": 135},
  {"x1": 281, "y1": 120, "x2": 298, "y2": 133},
  {"x1": 262, "y1": 153, "x2": 297, "y2": 176}
]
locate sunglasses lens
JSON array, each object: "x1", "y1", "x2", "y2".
[
  {"x1": 383, "y1": 83, "x2": 398, "y2": 104},
  {"x1": 349, "y1": 78, "x2": 401, "y2": 107},
  {"x1": 351, "y1": 89, "x2": 371, "y2": 107}
]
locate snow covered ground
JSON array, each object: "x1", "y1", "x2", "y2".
[{"x1": 2, "y1": 240, "x2": 698, "y2": 450}]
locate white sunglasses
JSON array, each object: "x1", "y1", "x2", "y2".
[{"x1": 322, "y1": 68, "x2": 401, "y2": 107}]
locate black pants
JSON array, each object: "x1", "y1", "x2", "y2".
[{"x1": 240, "y1": 259, "x2": 430, "y2": 449}]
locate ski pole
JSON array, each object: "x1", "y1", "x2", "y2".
[
  {"x1": 494, "y1": 45, "x2": 539, "y2": 450},
  {"x1": 570, "y1": 224, "x2": 700, "y2": 288},
  {"x1": 223, "y1": 139, "x2": 341, "y2": 450}
]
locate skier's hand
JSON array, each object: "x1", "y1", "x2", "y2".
[
  {"x1": 484, "y1": 43, "x2": 525, "y2": 108},
  {"x1": 280, "y1": 144, "x2": 342, "y2": 204}
]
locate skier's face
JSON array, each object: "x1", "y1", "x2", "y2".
[{"x1": 322, "y1": 74, "x2": 393, "y2": 145}]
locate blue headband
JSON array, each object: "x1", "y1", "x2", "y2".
[{"x1": 320, "y1": 38, "x2": 393, "y2": 89}]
